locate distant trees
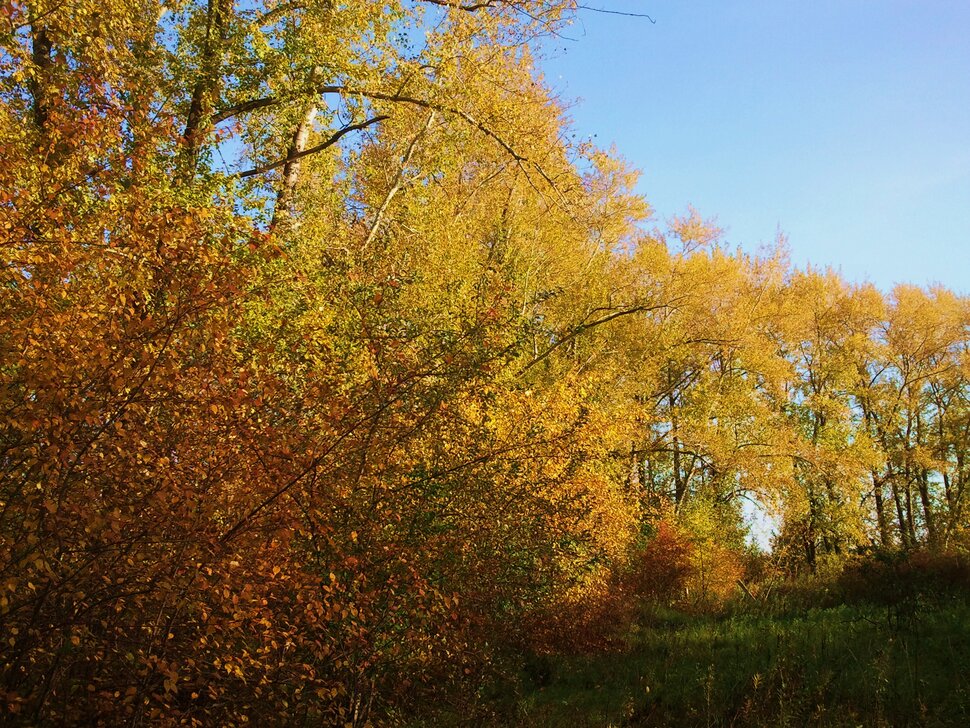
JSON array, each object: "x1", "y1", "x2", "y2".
[{"x1": 620, "y1": 246, "x2": 969, "y2": 568}]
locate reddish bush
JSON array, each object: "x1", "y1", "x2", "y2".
[
  {"x1": 520, "y1": 522, "x2": 697, "y2": 653},
  {"x1": 632, "y1": 521, "x2": 696, "y2": 602}
]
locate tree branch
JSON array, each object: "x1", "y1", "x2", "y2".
[
  {"x1": 577, "y1": 5, "x2": 656, "y2": 22},
  {"x1": 217, "y1": 85, "x2": 567, "y2": 203},
  {"x1": 518, "y1": 302, "x2": 673, "y2": 375},
  {"x1": 420, "y1": 0, "x2": 500, "y2": 10},
  {"x1": 362, "y1": 111, "x2": 436, "y2": 249},
  {"x1": 214, "y1": 85, "x2": 343, "y2": 125},
  {"x1": 235, "y1": 115, "x2": 388, "y2": 179}
]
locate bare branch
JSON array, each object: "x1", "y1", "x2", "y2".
[
  {"x1": 362, "y1": 111, "x2": 436, "y2": 249},
  {"x1": 235, "y1": 115, "x2": 388, "y2": 179},
  {"x1": 218, "y1": 85, "x2": 569, "y2": 205},
  {"x1": 577, "y1": 4, "x2": 656, "y2": 22}
]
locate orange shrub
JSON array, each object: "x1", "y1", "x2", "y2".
[{"x1": 634, "y1": 521, "x2": 697, "y2": 602}]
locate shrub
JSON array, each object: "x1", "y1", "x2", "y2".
[{"x1": 632, "y1": 520, "x2": 696, "y2": 603}]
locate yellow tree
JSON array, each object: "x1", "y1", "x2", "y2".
[
  {"x1": 879, "y1": 285, "x2": 969, "y2": 547},
  {"x1": 2, "y1": 0, "x2": 659, "y2": 723},
  {"x1": 772, "y1": 270, "x2": 876, "y2": 569}
]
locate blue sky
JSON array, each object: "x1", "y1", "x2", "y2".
[{"x1": 540, "y1": 0, "x2": 970, "y2": 293}]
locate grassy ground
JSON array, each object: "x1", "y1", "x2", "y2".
[{"x1": 479, "y1": 597, "x2": 970, "y2": 727}]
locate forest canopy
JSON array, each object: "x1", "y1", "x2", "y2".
[{"x1": 1, "y1": 0, "x2": 968, "y2": 724}]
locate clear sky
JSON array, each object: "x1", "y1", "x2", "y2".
[{"x1": 540, "y1": 0, "x2": 970, "y2": 293}]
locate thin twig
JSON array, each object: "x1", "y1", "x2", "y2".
[
  {"x1": 577, "y1": 4, "x2": 656, "y2": 22},
  {"x1": 362, "y1": 111, "x2": 436, "y2": 250}
]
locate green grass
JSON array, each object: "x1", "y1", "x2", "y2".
[{"x1": 479, "y1": 597, "x2": 970, "y2": 727}]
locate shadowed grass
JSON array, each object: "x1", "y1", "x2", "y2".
[{"x1": 480, "y1": 598, "x2": 970, "y2": 727}]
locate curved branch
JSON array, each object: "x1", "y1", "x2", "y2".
[
  {"x1": 219, "y1": 86, "x2": 559, "y2": 183},
  {"x1": 214, "y1": 85, "x2": 343, "y2": 124},
  {"x1": 420, "y1": 0, "x2": 501, "y2": 11},
  {"x1": 518, "y1": 302, "x2": 674, "y2": 375},
  {"x1": 234, "y1": 115, "x2": 388, "y2": 179}
]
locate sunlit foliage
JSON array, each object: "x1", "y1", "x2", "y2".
[{"x1": 0, "y1": 0, "x2": 968, "y2": 724}]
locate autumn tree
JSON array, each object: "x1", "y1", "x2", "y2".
[
  {"x1": 2, "y1": 1, "x2": 969, "y2": 723},
  {"x1": 1, "y1": 0, "x2": 665, "y2": 722}
]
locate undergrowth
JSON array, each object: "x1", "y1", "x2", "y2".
[{"x1": 418, "y1": 549, "x2": 970, "y2": 727}]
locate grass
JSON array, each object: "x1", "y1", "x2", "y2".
[{"x1": 477, "y1": 597, "x2": 970, "y2": 727}]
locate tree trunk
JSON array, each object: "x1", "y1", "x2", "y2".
[
  {"x1": 271, "y1": 103, "x2": 319, "y2": 230},
  {"x1": 29, "y1": 21, "x2": 53, "y2": 134},
  {"x1": 860, "y1": 398, "x2": 891, "y2": 547},
  {"x1": 872, "y1": 472, "x2": 891, "y2": 547},
  {"x1": 179, "y1": 0, "x2": 233, "y2": 180},
  {"x1": 672, "y1": 421, "x2": 684, "y2": 506},
  {"x1": 669, "y1": 379, "x2": 685, "y2": 506},
  {"x1": 904, "y1": 480, "x2": 917, "y2": 545},
  {"x1": 889, "y1": 470, "x2": 910, "y2": 548},
  {"x1": 918, "y1": 468, "x2": 937, "y2": 546}
]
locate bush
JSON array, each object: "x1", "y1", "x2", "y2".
[
  {"x1": 838, "y1": 547, "x2": 970, "y2": 605},
  {"x1": 632, "y1": 520, "x2": 696, "y2": 602}
]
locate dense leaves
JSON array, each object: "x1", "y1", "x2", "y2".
[{"x1": 0, "y1": 0, "x2": 968, "y2": 724}]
